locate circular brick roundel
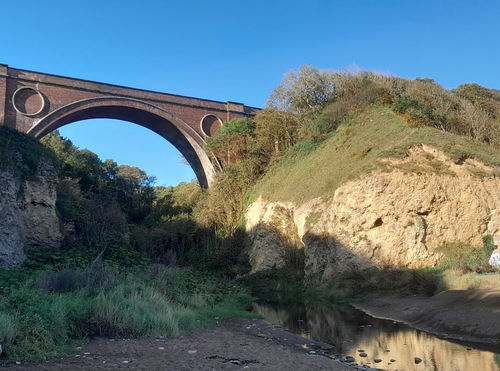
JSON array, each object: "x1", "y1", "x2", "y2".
[
  {"x1": 200, "y1": 114, "x2": 222, "y2": 137},
  {"x1": 12, "y1": 87, "x2": 46, "y2": 116}
]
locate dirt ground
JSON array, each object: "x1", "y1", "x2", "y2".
[
  {"x1": 353, "y1": 289, "x2": 500, "y2": 345},
  {"x1": 3, "y1": 318, "x2": 357, "y2": 371}
]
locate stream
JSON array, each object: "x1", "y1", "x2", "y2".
[{"x1": 253, "y1": 302, "x2": 500, "y2": 371}]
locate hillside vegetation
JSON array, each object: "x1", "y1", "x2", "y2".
[
  {"x1": 201, "y1": 66, "x2": 500, "y2": 230},
  {"x1": 200, "y1": 66, "x2": 500, "y2": 296},
  {"x1": 252, "y1": 105, "x2": 500, "y2": 204}
]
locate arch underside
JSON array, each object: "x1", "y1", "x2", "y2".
[{"x1": 28, "y1": 99, "x2": 214, "y2": 188}]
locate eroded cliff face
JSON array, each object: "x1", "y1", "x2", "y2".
[
  {"x1": 246, "y1": 146, "x2": 500, "y2": 281},
  {"x1": 0, "y1": 160, "x2": 62, "y2": 267}
]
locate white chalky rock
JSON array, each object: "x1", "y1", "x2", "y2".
[
  {"x1": 489, "y1": 250, "x2": 500, "y2": 269},
  {"x1": 489, "y1": 235, "x2": 500, "y2": 270}
]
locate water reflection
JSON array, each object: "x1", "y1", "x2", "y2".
[{"x1": 253, "y1": 303, "x2": 500, "y2": 371}]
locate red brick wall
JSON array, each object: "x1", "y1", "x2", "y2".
[{"x1": 3, "y1": 66, "x2": 258, "y2": 139}]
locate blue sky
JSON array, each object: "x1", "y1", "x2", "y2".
[{"x1": 1, "y1": 0, "x2": 499, "y2": 185}]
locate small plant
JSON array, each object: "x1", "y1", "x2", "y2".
[{"x1": 482, "y1": 235, "x2": 495, "y2": 256}]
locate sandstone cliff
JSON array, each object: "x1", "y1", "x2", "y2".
[
  {"x1": 0, "y1": 160, "x2": 61, "y2": 268},
  {"x1": 246, "y1": 145, "x2": 500, "y2": 281}
]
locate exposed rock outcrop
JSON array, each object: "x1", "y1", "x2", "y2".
[
  {"x1": 0, "y1": 160, "x2": 61, "y2": 268},
  {"x1": 246, "y1": 146, "x2": 500, "y2": 281}
]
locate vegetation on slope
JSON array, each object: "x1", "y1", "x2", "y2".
[
  {"x1": 198, "y1": 66, "x2": 500, "y2": 301},
  {"x1": 200, "y1": 66, "x2": 499, "y2": 226},
  {"x1": 0, "y1": 126, "x2": 57, "y2": 179},
  {"x1": 252, "y1": 105, "x2": 500, "y2": 204}
]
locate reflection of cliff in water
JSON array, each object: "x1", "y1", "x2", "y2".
[{"x1": 253, "y1": 303, "x2": 500, "y2": 371}]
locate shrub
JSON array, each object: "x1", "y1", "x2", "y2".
[
  {"x1": 35, "y1": 269, "x2": 86, "y2": 293},
  {"x1": 436, "y1": 241, "x2": 495, "y2": 273},
  {"x1": 84, "y1": 258, "x2": 117, "y2": 289},
  {"x1": 35, "y1": 259, "x2": 116, "y2": 293}
]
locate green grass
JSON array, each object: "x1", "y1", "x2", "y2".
[
  {"x1": 430, "y1": 236, "x2": 497, "y2": 276},
  {"x1": 0, "y1": 266, "x2": 256, "y2": 364},
  {"x1": 250, "y1": 105, "x2": 500, "y2": 204}
]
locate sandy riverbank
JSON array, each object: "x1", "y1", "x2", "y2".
[{"x1": 353, "y1": 289, "x2": 500, "y2": 345}]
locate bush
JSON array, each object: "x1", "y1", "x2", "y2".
[
  {"x1": 35, "y1": 269, "x2": 86, "y2": 293},
  {"x1": 87, "y1": 282, "x2": 195, "y2": 337},
  {"x1": 35, "y1": 258, "x2": 116, "y2": 293},
  {"x1": 436, "y1": 240, "x2": 495, "y2": 273}
]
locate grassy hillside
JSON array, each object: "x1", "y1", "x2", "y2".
[{"x1": 250, "y1": 105, "x2": 500, "y2": 204}]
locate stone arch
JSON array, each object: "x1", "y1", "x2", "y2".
[{"x1": 27, "y1": 97, "x2": 215, "y2": 188}]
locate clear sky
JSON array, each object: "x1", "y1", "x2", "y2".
[{"x1": 1, "y1": 0, "x2": 499, "y2": 185}]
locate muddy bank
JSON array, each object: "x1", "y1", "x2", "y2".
[
  {"x1": 4, "y1": 318, "x2": 354, "y2": 370},
  {"x1": 353, "y1": 289, "x2": 500, "y2": 345}
]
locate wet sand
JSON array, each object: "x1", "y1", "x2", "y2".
[
  {"x1": 4, "y1": 318, "x2": 354, "y2": 370},
  {"x1": 353, "y1": 289, "x2": 500, "y2": 345}
]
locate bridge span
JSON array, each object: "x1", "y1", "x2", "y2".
[{"x1": 0, "y1": 64, "x2": 258, "y2": 187}]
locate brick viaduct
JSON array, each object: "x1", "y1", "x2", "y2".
[{"x1": 0, "y1": 64, "x2": 258, "y2": 187}]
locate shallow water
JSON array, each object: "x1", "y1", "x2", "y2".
[{"x1": 253, "y1": 302, "x2": 500, "y2": 371}]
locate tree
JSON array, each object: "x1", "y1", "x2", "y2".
[
  {"x1": 205, "y1": 118, "x2": 255, "y2": 166},
  {"x1": 253, "y1": 109, "x2": 299, "y2": 157},
  {"x1": 267, "y1": 65, "x2": 335, "y2": 116}
]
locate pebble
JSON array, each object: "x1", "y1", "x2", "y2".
[
  {"x1": 122, "y1": 360, "x2": 129, "y2": 364},
  {"x1": 158, "y1": 347, "x2": 165, "y2": 350},
  {"x1": 15, "y1": 362, "x2": 21, "y2": 365},
  {"x1": 188, "y1": 350, "x2": 198, "y2": 354},
  {"x1": 415, "y1": 357, "x2": 423, "y2": 364}
]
